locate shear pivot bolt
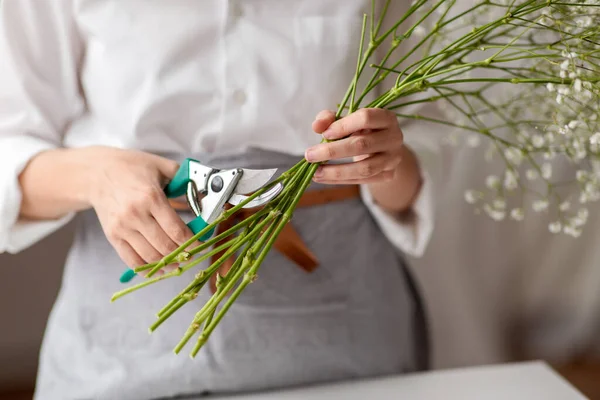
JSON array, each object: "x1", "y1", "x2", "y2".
[{"x1": 211, "y1": 176, "x2": 224, "y2": 193}]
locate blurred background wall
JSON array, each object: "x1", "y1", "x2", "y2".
[
  {"x1": 408, "y1": 143, "x2": 600, "y2": 370},
  {"x1": 0, "y1": 224, "x2": 74, "y2": 393}
]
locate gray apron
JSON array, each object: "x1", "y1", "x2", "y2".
[{"x1": 34, "y1": 149, "x2": 428, "y2": 400}]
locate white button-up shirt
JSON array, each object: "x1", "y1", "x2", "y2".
[{"x1": 0, "y1": 0, "x2": 441, "y2": 259}]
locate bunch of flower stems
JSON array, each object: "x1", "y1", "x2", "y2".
[{"x1": 112, "y1": 0, "x2": 600, "y2": 356}]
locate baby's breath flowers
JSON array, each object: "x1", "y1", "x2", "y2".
[
  {"x1": 401, "y1": 0, "x2": 600, "y2": 237},
  {"x1": 112, "y1": 0, "x2": 600, "y2": 356}
]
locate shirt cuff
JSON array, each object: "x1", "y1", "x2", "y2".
[
  {"x1": 360, "y1": 169, "x2": 435, "y2": 258},
  {"x1": 0, "y1": 136, "x2": 73, "y2": 254}
]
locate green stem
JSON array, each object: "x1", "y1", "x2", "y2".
[
  {"x1": 144, "y1": 172, "x2": 292, "y2": 278},
  {"x1": 150, "y1": 282, "x2": 205, "y2": 333},
  {"x1": 350, "y1": 15, "x2": 369, "y2": 113}
]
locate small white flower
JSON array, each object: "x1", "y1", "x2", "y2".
[
  {"x1": 585, "y1": 181, "x2": 598, "y2": 196},
  {"x1": 574, "y1": 79, "x2": 583, "y2": 93},
  {"x1": 559, "y1": 201, "x2": 571, "y2": 212},
  {"x1": 526, "y1": 169, "x2": 538, "y2": 180},
  {"x1": 504, "y1": 170, "x2": 518, "y2": 191},
  {"x1": 533, "y1": 199, "x2": 549, "y2": 212},
  {"x1": 568, "y1": 120, "x2": 579, "y2": 130},
  {"x1": 560, "y1": 70, "x2": 567, "y2": 79},
  {"x1": 559, "y1": 125, "x2": 569, "y2": 135},
  {"x1": 590, "y1": 133, "x2": 600, "y2": 145},
  {"x1": 546, "y1": 83, "x2": 556, "y2": 92},
  {"x1": 570, "y1": 210, "x2": 587, "y2": 228},
  {"x1": 558, "y1": 86, "x2": 571, "y2": 95},
  {"x1": 413, "y1": 26, "x2": 426, "y2": 38},
  {"x1": 549, "y1": 222, "x2": 562, "y2": 234},
  {"x1": 576, "y1": 16, "x2": 592, "y2": 28},
  {"x1": 493, "y1": 199, "x2": 506, "y2": 209},
  {"x1": 504, "y1": 148, "x2": 523, "y2": 165},
  {"x1": 484, "y1": 204, "x2": 506, "y2": 221},
  {"x1": 560, "y1": 60, "x2": 570, "y2": 71},
  {"x1": 564, "y1": 225, "x2": 582, "y2": 238},
  {"x1": 574, "y1": 148, "x2": 587, "y2": 161},
  {"x1": 569, "y1": 72, "x2": 577, "y2": 79},
  {"x1": 467, "y1": 135, "x2": 481, "y2": 148},
  {"x1": 532, "y1": 134, "x2": 545, "y2": 148},
  {"x1": 464, "y1": 190, "x2": 479, "y2": 204},
  {"x1": 510, "y1": 208, "x2": 524, "y2": 221},
  {"x1": 486, "y1": 175, "x2": 500, "y2": 189},
  {"x1": 576, "y1": 170, "x2": 588, "y2": 182},
  {"x1": 556, "y1": 94, "x2": 563, "y2": 104},
  {"x1": 541, "y1": 163, "x2": 552, "y2": 180}
]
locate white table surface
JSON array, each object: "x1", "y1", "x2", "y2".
[{"x1": 212, "y1": 361, "x2": 587, "y2": 400}]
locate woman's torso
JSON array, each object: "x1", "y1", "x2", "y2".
[{"x1": 35, "y1": 2, "x2": 423, "y2": 399}]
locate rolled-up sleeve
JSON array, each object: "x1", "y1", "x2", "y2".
[{"x1": 0, "y1": 0, "x2": 83, "y2": 254}]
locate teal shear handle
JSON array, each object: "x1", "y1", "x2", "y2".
[
  {"x1": 162, "y1": 158, "x2": 215, "y2": 240},
  {"x1": 119, "y1": 159, "x2": 215, "y2": 283}
]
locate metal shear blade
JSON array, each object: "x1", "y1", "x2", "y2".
[
  {"x1": 228, "y1": 182, "x2": 283, "y2": 209},
  {"x1": 232, "y1": 167, "x2": 279, "y2": 195},
  {"x1": 186, "y1": 161, "x2": 282, "y2": 224}
]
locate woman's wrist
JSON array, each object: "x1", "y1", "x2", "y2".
[
  {"x1": 19, "y1": 147, "x2": 98, "y2": 220},
  {"x1": 367, "y1": 145, "x2": 423, "y2": 215}
]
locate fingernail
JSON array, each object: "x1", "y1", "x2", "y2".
[
  {"x1": 323, "y1": 129, "x2": 333, "y2": 139},
  {"x1": 305, "y1": 148, "x2": 317, "y2": 162},
  {"x1": 313, "y1": 166, "x2": 324, "y2": 177}
]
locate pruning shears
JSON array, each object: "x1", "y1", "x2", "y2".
[{"x1": 119, "y1": 158, "x2": 283, "y2": 283}]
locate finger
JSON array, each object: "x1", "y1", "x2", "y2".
[
  {"x1": 127, "y1": 231, "x2": 164, "y2": 264},
  {"x1": 312, "y1": 153, "x2": 399, "y2": 182},
  {"x1": 113, "y1": 240, "x2": 164, "y2": 277},
  {"x1": 322, "y1": 109, "x2": 397, "y2": 140},
  {"x1": 313, "y1": 170, "x2": 397, "y2": 185},
  {"x1": 305, "y1": 130, "x2": 401, "y2": 163},
  {"x1": 136, "y1": 215, "x2": 180, "y2": 257},
  {"x1": 151, "y1": 199, "x2": 196, "y2": 246},
  {"x1": 114, "y1": 239, "x2": 146, "y2": 269},
  {"x1": 312, "y1": 110, "x2": 336, "y2": 134}
]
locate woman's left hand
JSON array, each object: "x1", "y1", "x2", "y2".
[{"x1": 305, "y1": 108, "x2": 404, "y2": 184}]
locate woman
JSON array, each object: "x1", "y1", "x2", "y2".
[{"x1": 0, "y1": 1, "x2": 440, "y2": 399}]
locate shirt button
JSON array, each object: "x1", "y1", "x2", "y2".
[{"x1": 233, "y1": 89, "x2": 247, "y2": 105}]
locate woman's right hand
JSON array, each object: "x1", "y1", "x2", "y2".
[{"x1": 85, "y1": 147, "x2": 195, "y2": 275}]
